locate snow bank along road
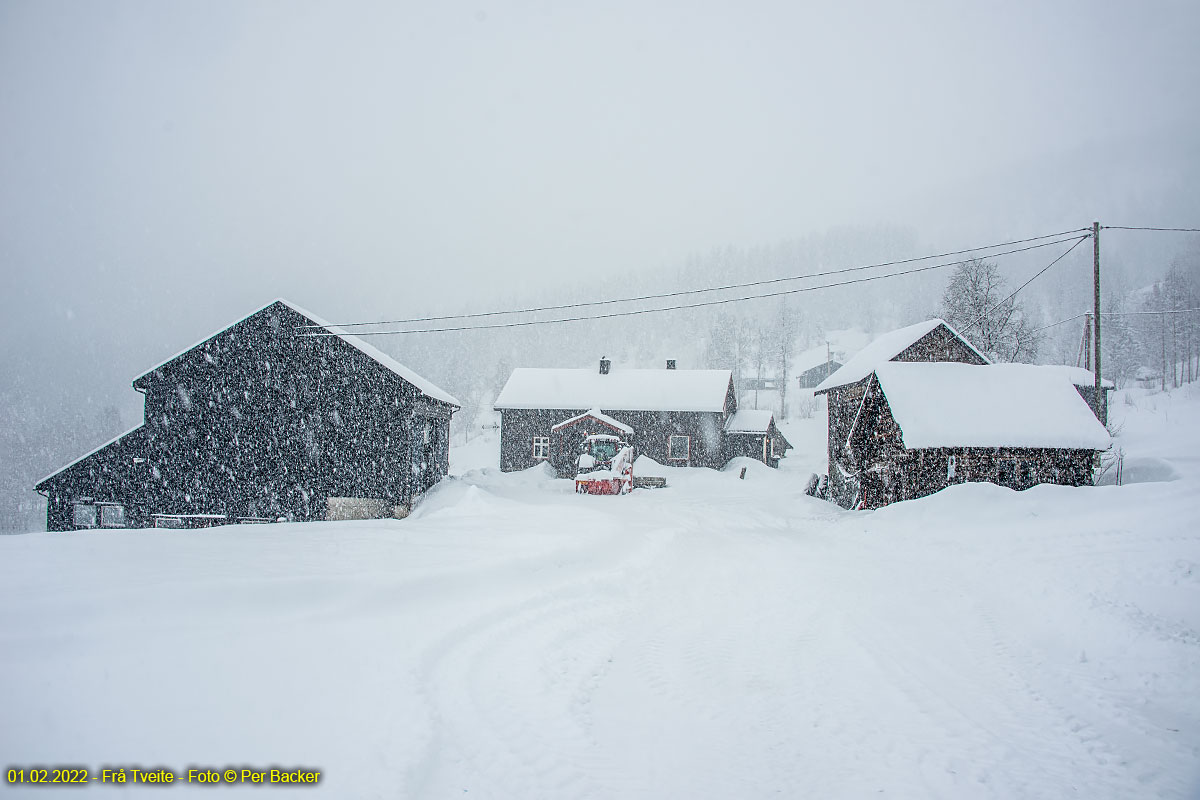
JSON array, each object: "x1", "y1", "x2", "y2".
[{"x1": 2, "y1": 393, "x2": 1199, "y2": 799}]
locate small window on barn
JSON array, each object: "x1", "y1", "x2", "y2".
[
  {"x1": 771, "y1": 437, "x2": 783, "y2": 459},
  {"x1": 73, "y1": 503, "x2": 97, "y2": 529},
  {"x1": 532, "y1": 436, "x2": 549, "y2": 460},
  {"x1": 668, "y1": 435, "x2": 690, "y2": 461},
  {"x1": 99, "y1": 504, "x2": 126, "y2": 528}
]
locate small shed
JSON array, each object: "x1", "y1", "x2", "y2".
[
  {"x1": 549, "y1": 409, "x2": 634, "y2": 478},
  {"x1": 843, "y1": 362, "x2": 1112, "y2": 509},
  {"x1": 796, "y1": 360, "x2": 843, "y2": 389},
  {"x1": 723, "y1": 410, "x2": 792, "y2": 467}
]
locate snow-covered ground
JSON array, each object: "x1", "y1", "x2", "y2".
[{"x1": 2, "y1": 389, "x2": 1199, "y2": 798}]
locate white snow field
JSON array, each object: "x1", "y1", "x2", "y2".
[{"x1": 2, "y1": 389, "x2": 1199, "y2": 799}]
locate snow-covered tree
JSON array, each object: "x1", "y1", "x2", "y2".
[{"x1": 940, "y1": 259, "x2": 1041, "y2": 363}]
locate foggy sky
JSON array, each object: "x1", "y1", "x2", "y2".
[{"x1": 2, "y1": 0, "x2": 1199, "y2": 424}]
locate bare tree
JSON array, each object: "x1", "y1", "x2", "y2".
[
  {"x1": 940, "y1": 259, "x2": 1042, "y2": 362},
  {"x1": 773, "y1": 300, "x2": 799, "y2": 419}
]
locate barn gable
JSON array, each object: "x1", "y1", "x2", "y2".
[
  {"x1": 814, "y1": 319, "x2": 988, "y2": 394},
  {"x1": 133, "y1": 299, "x2": 459, "y2": 408}
]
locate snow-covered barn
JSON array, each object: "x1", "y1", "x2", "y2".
[
  {"x1": 35, "y1": 299, "x2": 460, "y2": 531},
  {"x1": 814, "y1": 318, "x2": 990, "y2": 506},
  {"x1": 843, "y1": 362, "x2": 1111, "y2": 509},
  {"x1": 493, "y1": 359, "x2": 789, "y2": 472}
]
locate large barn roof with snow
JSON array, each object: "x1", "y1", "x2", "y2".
[
  {"x1": 872, "y1": 362, "x2": 1112, "y2": 450},
  {"x1": 494, "y1": 367, "x2": 734, "y2": 412},
  {"x1": 815, "y1": 318, "x2": 988, "y2": 393},
  {"x1": 133, "y1": 299, "x2": 460, "y2": 407}
]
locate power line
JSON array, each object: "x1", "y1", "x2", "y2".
[
  {"x1": 297, "y1": 228, "x2": 1091, "y2": 330},
  {"x1": 302, "y1": 235, "x2": 1091, "y2": 337},
  {"x1": 958, "y1": 236, "x2": 1091, "y2": 335},
  {"x1": 1033, "y1": 307, "x2": 1200, "y2": 334},
  {"x1": 1102, "y1": 226, "x2": 1200, "y2": 233}
]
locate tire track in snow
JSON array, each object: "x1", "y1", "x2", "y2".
[{"x1": 402, "y1": 519, "x2": 677, "y2": 799}]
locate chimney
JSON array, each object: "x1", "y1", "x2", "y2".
[
  {"x1": 599, "y1": 357, "x2": 610, "y2": 375},
  {"x1": 666, "y1": 360, "x2": 676, "y2": 370}
]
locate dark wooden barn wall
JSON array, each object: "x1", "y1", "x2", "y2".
[{"x1": 40, "y1": 302, "x2": 454, "y2": 530}]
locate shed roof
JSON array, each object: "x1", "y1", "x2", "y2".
[
  {"x1": 133, "y1": 299, "x2": 460, "y2": 407},
  {"x1": 872, "y1": 362, "x2": 1112, "y2": 450},
  {"x1": 35, "y1": 424, "x2": 145, "y2": 490},
  {"x1": 1036, "y1": 365, "x2": 1116, "y2": 390},
  {"x1": 494, "y1": 367, "x2": 733, "y2": 412},
  {"x1": 724, "y1": 409, "x2": 775, "y2": 434},
  {"x1": 551, "y1": 408, "x2": 634, "y2": 435},
  {"x1": 815, "y1": 319, "x2": 989, "y2": 393}
]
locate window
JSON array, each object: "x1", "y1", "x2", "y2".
[
  {"x1": 99, "y1": 504, "x2": 126, "y2": 528},
  {"x1": 532, "y1": 436, "x2": 549, "y2": 460},
  {"x1": 771, "y1": 436, "x2": 783, "y2": 459},
  {"x1": 668, "y1": 435, "x2": 690, "y2": 461},
  {"x1": 73, "y1": 503, "x2": 97, "y2": 529}
]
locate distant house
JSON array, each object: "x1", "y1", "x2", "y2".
[
  {"x1": 841, "y1": 362, "x2": 1111, "y2": 509},
  {"x1": 814, "y1": 319, "x2": 990, "y2": 507},
  {"x1": 724, "y1": 409, "x2": 792, "y2": 468},
  {"x1": 493, "y1": 359, "x2": 789, "y2": 473},
  {"x1": 796, "y1": 360, "x2": 843, "y2": 389},
  {"x1": 35, "y1": 299, "x2": 460, "y2": 531}
]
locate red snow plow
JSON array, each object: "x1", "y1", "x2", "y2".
[{"x1": 574, "y1": 434, "x2": 634, "y2": 495}]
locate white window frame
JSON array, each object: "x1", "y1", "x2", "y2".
[
  {"x1": 532, "y1": 436, "x2": 550, "y2": 460},
  {"x1": 72, "y1": 502, "x2": 97, "y2": 529},
  {"x1": 667, "y1": 435, "x2": 690, "y2": 462},
  {"x1": 99, "y1": 503, "x2": 126, "y2": 529}
]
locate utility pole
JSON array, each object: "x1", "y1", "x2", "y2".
[
  {"x1": 1093, "y1": 221, "x2": 1103, "y2": 422},
  {"x1": 1082, "y1": 312, "x2": 1092, "y2": 370}
]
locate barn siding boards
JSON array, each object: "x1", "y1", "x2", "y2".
[
  {"x1": 36, "y1": 300, "x2": 457, "y2": 530},
  {"x1": 892, "y1": 324, "x2": 989, "y2": 367}
]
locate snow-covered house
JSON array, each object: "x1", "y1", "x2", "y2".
[
  {"x1": 842, "y1": 362, "x2": 1111, "y2": 509},
  {"x1": 723, "y1": 409, "x2": 792, "y2": 468},
  {"x1": 814, "y1": 319, "x2": 990, "y2": 506},
  {"x1": 493, "y1": 359, "x2": 789, "y2": 472},
  {"x1": 35, "y1": 299, "x2": 460, "y2": 531}
]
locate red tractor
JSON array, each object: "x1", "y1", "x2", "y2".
[{"x1": 574, "y1": 434, "x2": 634, "y2": 495}]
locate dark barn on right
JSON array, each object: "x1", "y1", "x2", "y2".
[
  {"x1": 841, "y1": 362, "x2": 1112, "y2": 509},
  {"x1": 814, "y1": 319, "x2": 989, "y2": 507}
]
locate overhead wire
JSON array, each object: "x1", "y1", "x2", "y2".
[
  {"x1": 957, "y1": 235, "x2": 1091, "y2": 334},
  {"x1": 301, "y1": 234, "x2": 1092, "y2": 337},
  {"x1": 296, "y1": 228, "x2": 1092, "y2": 330},
  {"x1": 1102, "y1": 226, "x2": 1200, "y2": 233},
  {"x1": 1033, "y1": 307, "x2": 1200, "y2": 334}
]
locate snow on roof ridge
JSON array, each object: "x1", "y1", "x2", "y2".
[
  {"x1": 134, "y1": 299, "x2": 460, "y2": 407},
  {"x1": 551, "y1": 408, "x2": 635, "y2": 435},
  {"x1": 872, "y1": 362, "x2": 1111, "y2": 450},
  {"x1": 34, "y1": 424, "x2": 145, "y2": 489},
  {"x1": 814, "y1": 318, "x2": 989, "y2": 392}
]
